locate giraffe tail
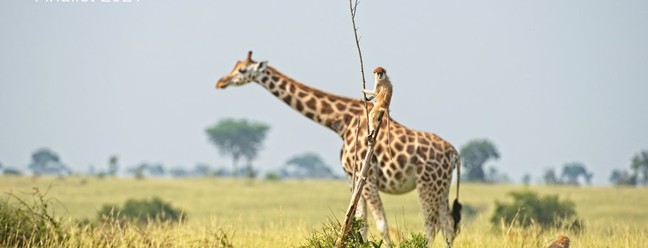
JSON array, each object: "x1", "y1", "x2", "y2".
[{"x1": 450, "y1": 151, "x2": 462, "y2": 235}]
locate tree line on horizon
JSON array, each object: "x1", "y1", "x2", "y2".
[{"x1": 1, "y1": 118, "x2": 647, "y2": 186}]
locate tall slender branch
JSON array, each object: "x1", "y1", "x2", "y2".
[{"x1": 337, "y1": 1, "x2": 385, "y2": 246}]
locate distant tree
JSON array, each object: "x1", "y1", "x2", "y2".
[
  {"x1": 279, "y1": 152, "x2": 336, "y2": 179},
  {"x1": 146, "y1": 163, "x2": 165, "y2": 177},
  {"x1": 543, "y1": 168, "x2": 560, "y2": 185},
  {"x1": 132, "y1": 164, "x2": 145, "y2": 180},
  {"x1": 561, "y1": 162, "x2": 593, "y2": 185},
  {"x1": 108, "y1": 155, "x2": 119, "y2": 177},
  {"x1": 128, "y1": 162, "x2": 165, "y2": 179},
  {"x1": 28, "y1": 148, "x2": 71, "y2": 176},
  {"x1": 630, "y1": 150, "x2": 648, "y2": 185},
  {"x1": 522, "y1": 174, "x2": 532, "y2": 185},
  {"x1": 206, "y1": 119, "x2": 270, "y2": 178},
  {"x1": 169, "y1": 167, "x2": 190, "y2": 178},
  {"x1": 460, "y1": 139, "x2": 500, "y2": 182},
  {"x1": 192, "y1": 163, "x2": 212, "y2": 177},
  {"x1": 610, "y1": 169, "x2": 636, "y2": 186}
]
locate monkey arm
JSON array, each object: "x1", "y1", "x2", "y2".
[{"x1": 362, "y1": 89, "x2": 376, "y2": 101}]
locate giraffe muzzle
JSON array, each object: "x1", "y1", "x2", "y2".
[{"x1": 216, "y1": 79, "x2": 229, "y2": 89}]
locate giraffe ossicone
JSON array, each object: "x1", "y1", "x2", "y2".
[{"x1": 215, "y1": 51, "x2": 463, "y2": 247}]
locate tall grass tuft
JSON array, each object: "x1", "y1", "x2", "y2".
[{"x1": 0, "y1": 188, "x2": 66, "y2": 247}]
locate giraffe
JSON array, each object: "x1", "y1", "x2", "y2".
[{"x1": 215, "y1": 51, "x2": 462, "y2": 247}]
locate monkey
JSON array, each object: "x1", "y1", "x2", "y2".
[{"x1": 362, "y1": 66, "x2": 393, "y2": 141}]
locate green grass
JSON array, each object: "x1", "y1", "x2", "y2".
[{"x1": 1, "y1": 176, "x2": 647, "y2": 247}]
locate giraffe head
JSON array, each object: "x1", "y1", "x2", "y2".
[
  {"x1": 216, "y1": 51, "x2": 268, "y2": 89},
  {"x1": 373, "y1": 66, "x2": 388, "y2": 81}
]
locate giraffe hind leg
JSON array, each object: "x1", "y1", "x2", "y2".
[
  {"x1": 415, "y1": 183, "x2": 440, "y2": 245},
  {"x1": 439, "y1": 197, "x2": 458, "y2": 248}
]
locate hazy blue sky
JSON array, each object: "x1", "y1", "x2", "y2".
[{"x1": 1, "y1": 1, "x2": 646, "y2": 184}]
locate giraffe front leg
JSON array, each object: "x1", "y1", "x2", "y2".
[
  {"x1": 355, "y1": 197, "x2": 368, "y2": 242},
  {"x1": 362, "y1": 180, "x2": 391, "y2": 247}
]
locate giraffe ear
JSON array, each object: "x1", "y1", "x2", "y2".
[{"x1": 255, "y1": 61, "x2": 268, "y2": 72}]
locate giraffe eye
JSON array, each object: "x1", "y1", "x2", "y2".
[{"x1": 238, "y1": 68, "x2": 247, "y2": 73}]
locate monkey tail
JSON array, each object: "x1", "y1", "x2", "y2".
[
  {"x1": 386, "y1": 113, "x2": 396, "y2": 163},
  {"x1": 450, "y1": 149, "x2": 462, "y2": 235}
]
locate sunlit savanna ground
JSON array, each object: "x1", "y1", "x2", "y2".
[{"x1": 1, "y1": 176, "x2": 647, "y2": 247}]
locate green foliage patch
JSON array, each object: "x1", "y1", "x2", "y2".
[
  {"x1": 98, "y1": 197, "x2": 187, "y2": 224},
  {"x1": 491, "y1": 190, "x2": 583, "y2": 232}
]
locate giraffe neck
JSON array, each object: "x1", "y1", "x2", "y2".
[{"x1": 255, "y1": 66, "x2": 365, "y2": 136}]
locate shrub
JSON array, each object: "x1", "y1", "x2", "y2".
[
  {"x1": 98, "y1": 197, "x2": 187, "y2": 224},
  {"x1": 299, "y1": 218, "x2": 380, "y2": 248},
  {"x1": 2, "y1": 167, "x2": 23, "y2": 176},
  {"x1": 0, "y1": 188, "x2": 66, "y2": 247},
  {"x1": 491, "y1": 190, "x2": 583, "y2": 232},
  {"x1": 264, "y1": 172, "x2": 282, "y2": 181}
]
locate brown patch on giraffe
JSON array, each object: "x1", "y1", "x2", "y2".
[
  {"x1": 398, "y1": 135, "x2": 407, "y2": 144},
  {"x1": 295, "y1": 100, "x2": 304, "y2": 112},
  {"x1": 422, "y1": 173, "x2": 430, "y2": 181},
  {"x1": 297, "y1": 91, "x2": 308, "y2": 98},
  {"x1": 271, "y1": 76, "x2": 280, "y2": 82},
  {"x1": 406, "y1": 145, "x2": 415, "y2": 154},
  {"x1": 375, "y1": 145, "x2": 383, "y2": 155},
  {"x1": 321, "y1": 101, "x2": 333, "y2": 114},
  {"x1": 282, "y1": 95, "x2": 293, "y2": 106},
  {"x1": 394, "y1": 171, "x2": 403, "y2": 180},
  {"x1": 305, "y1": 112, "x2": 315, "y2": 120},
  {"x1": 349, "y1": 106, "x2": 363, "y2": 115},
  {"x1": 397, "y1": 155, "x2": 407, "y2": 167},
  {"x1": 416, "y1": 166, "x2": 423, "y2": 174},
  {"x1": 336, "y1": 102, "x2": 347, "y2": 111},
  {"x1": 405, "y1": 166, "x2": 414, "y2": 176},
  {"x1": 277, "y1": 80, "x2": 287, "y2": 91},
  {"x1": 288, "y1": 83, "x2": 296, "y2": 94},
  {"x1": 409, "y1": 157, "x2": 418, "y2": 165},
  {"x1": 268, "y1": 82, "x2": 275, "y2": 91},
  {"x1": 394, "y1": 142, "x2": 403, "y2": 151},
  {"x1": 389, "y1": 163, "x2": 397, "y2": 171},
  {"x1": 261, "y1": 77, "x2": 269, "y2": 83},
  {"x1": 305, "y1": 98, "x2": 317, "y2": 110},
  {"x1": 312, "y1": 91, "x2": 324, "y2": 99},
  {"x1": 419, "y1": 137, "x2": 430, "y2": 146},
  {"x1": 432, "y1": 141, "x2": 442, "y2": 151},
  {"x1": 385, "y1": 169, "x2": 393, "y2": 177},
  {"x1": 343, "y1": 114, "x2": 353, "y2": 125}
]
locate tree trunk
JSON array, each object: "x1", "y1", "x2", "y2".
[{"x1": 232, "y1": 153, "x2": 240, "y2": 178}]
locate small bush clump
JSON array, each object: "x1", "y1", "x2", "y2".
[
  {"x1": 491, "y1": 190, "x2": 583, "y2": 232},
  {"x1": 299, "y1": 218, "x2": 380, "y2": 248},
  {"x1": 299, "y1": 217, "x2": 430, "y2": 248},
  {"x1": 98, "y1": 197, "x2": 187, "y2": 224},
  {"x1": 0, "y1": 188, "x2": 66, "y2": 247}
]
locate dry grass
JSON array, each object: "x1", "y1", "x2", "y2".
[{"x1": 1, "y1": 176, "x2": 647, "y2": 247}]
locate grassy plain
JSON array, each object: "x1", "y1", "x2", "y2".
[{"x1": 1, "y1": 176, "x2": 647, "y2": 247}]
